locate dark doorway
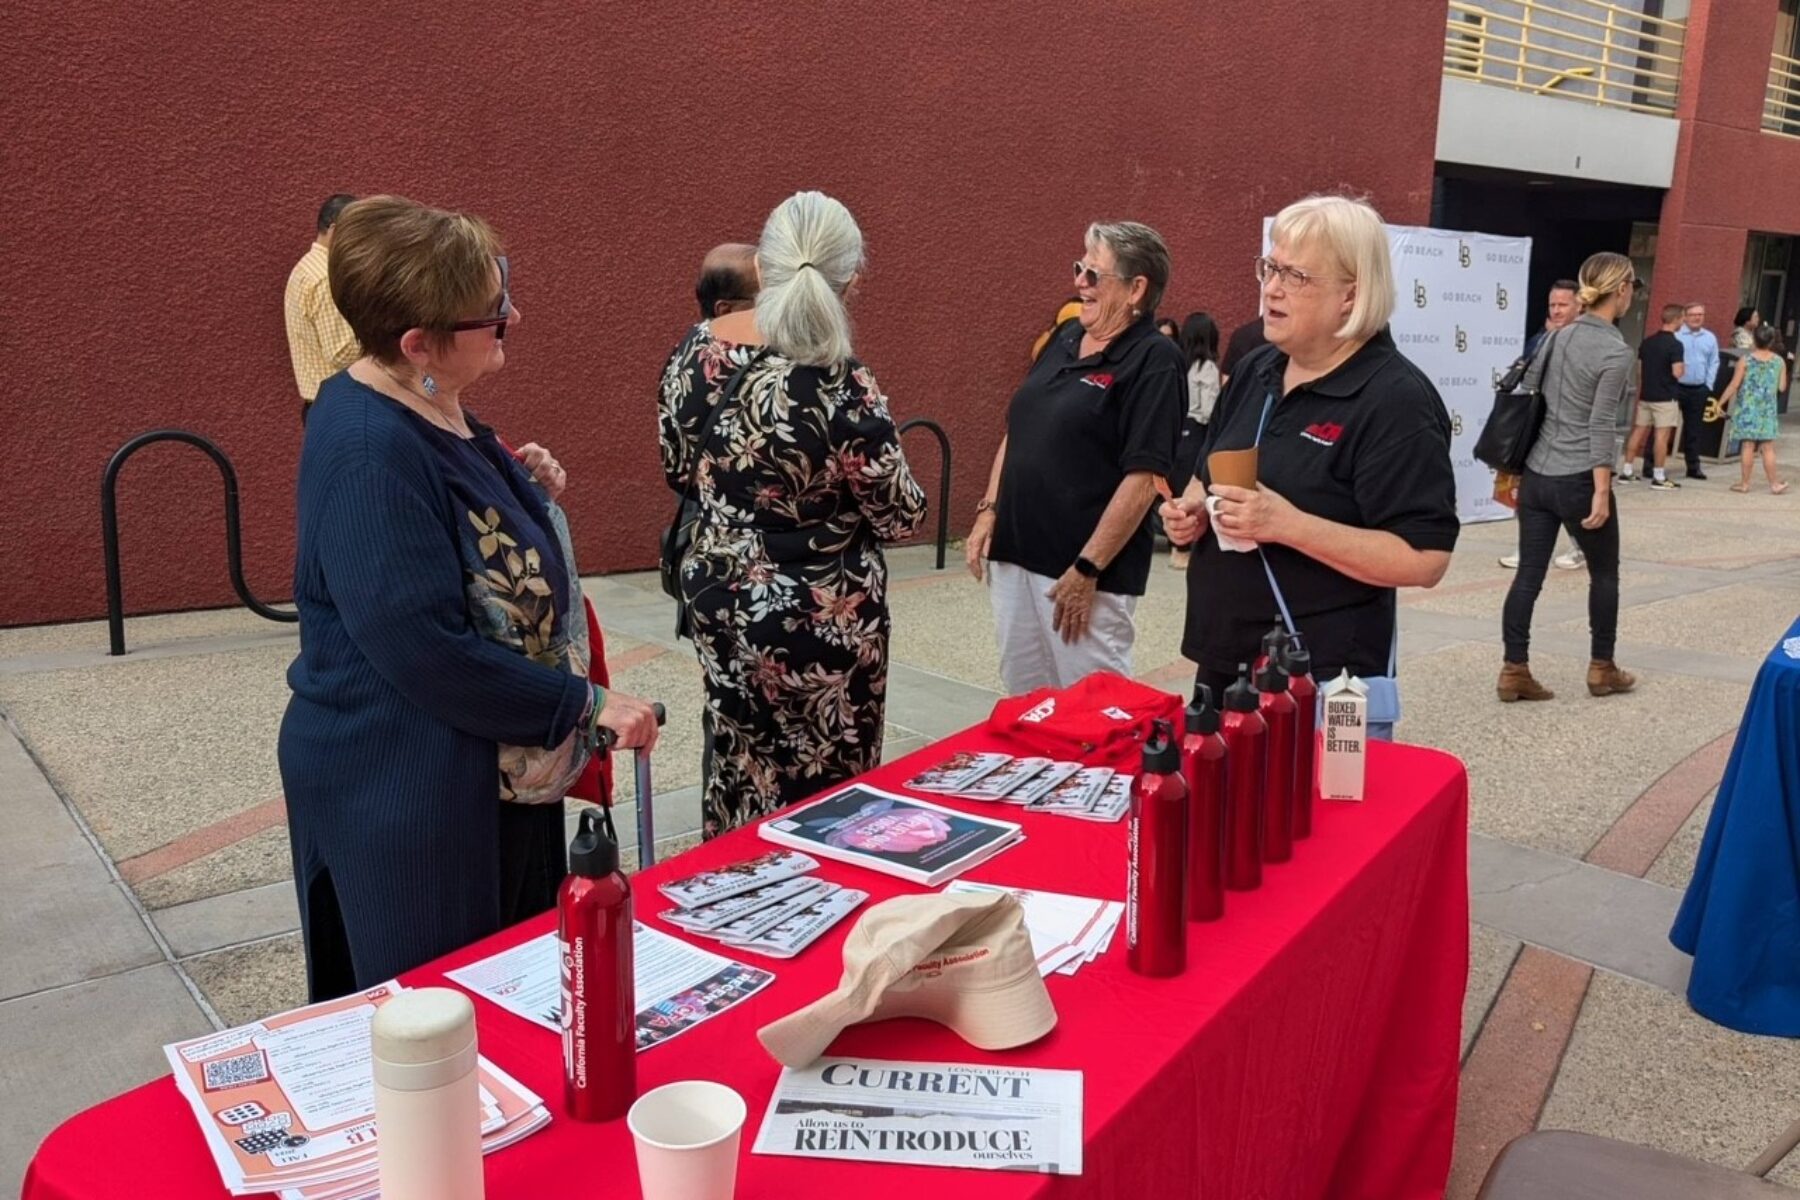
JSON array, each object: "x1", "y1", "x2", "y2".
[{"x1": 1432, "y1": 166, "x2": 1665, "y2": 333}]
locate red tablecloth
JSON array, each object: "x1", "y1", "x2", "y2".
[{"x1": 24, "y1": 732, "x2": 1468, "y2": 1200}]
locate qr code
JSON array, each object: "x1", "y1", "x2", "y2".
[{"x1": 203, "y1": 1050, "x2": 269, "y2": 1092}]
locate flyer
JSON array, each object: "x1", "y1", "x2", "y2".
[{"x1": 444, "y1": 924, "x2": 775, "y2": 1051}]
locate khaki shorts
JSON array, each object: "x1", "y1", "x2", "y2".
[{"x1": 1635, "y1": 400, "x2": 1680, "y2": 429}]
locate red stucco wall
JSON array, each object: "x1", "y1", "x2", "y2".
[
  {"x1": 1654, "y1": 0, "x2": 1800, "y2": 324},
  {"x1": 1, "y1": 2, "x2": 1444, "y2": 627}
]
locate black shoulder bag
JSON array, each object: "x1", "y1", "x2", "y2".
[
  {"x1": 660, "y1": 350, "x2": 768, "y2": 639},
  {"x1": 1474, "y1": 328, "x2": 1558, "y2": 474}
]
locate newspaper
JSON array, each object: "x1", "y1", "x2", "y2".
[{"x1": 753, "y1": 1057, "x2": 1083, "y2": 1175}]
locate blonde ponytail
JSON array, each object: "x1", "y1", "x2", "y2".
[{"x1": 1576, "y1": 251, "x2": 1634, "y2": 310}]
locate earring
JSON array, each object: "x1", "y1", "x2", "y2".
[{"x1": 421, "y1": 374, "x2": 438, "y2": 398}]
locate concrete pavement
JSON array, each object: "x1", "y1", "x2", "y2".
[{"x1": 2, "y1": 414, "x2": 1798, "y2": 1193}]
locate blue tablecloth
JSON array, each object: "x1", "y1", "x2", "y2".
[{"x1": 1670, "y1": 614, "x2": 1800, "y2": 1036}]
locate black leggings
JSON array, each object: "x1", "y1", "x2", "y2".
[{"x1": 1502, "y1": 470, "x2": 1620, "y2": 665}]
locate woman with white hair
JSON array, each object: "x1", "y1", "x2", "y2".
[
  {"x1": 965, "y1": 220, "x2": 1186, "y2": 693},
  {"x1": 1162, "y1": 194, "x2": 1458, "y2": 738},
  {"x1": 658, "y1": 191, "x2": 925, "y2": 835}
]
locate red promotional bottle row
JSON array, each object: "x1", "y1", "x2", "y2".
[
  {"x1": 1181, "y1": 686, "x2": 1227, "y2": 922},
  {"x1": 1221, "y1": 664, "x2": 1267, "y2": 891}
]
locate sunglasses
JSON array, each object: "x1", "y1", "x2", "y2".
[
  {"x1": 1073, "y1": 259, "x2": 1131, "y2": 288},
  {"x1": 447, "y1": 255, "x2": 512, "y2": 340}
]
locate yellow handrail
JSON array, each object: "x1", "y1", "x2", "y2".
[{"x1": 1444, "y1": 0, "x2": 1686, "y2": 115}]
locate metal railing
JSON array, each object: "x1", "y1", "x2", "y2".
[
  {"x1": 103, "y1": 430, "x2": 296, "y2": 656},
  {"x1": 1444, "y1": 0, "x2": 1685, "y2": 116},
  {"x1": 1766, "y1": 49, "x2": 1800, "y2": 138},
  {"x1": 898, "y1": 418, "x2": 951, "y2": 570}
]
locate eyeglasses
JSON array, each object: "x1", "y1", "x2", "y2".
[
  {"x1": 1253, "y1": 255, "x2": 1345, "y2": 291},
  {"x1": 448, "y1": 255, "x2": 512, "y2": 340},
  {"x1": 1073, "y1": 260, "x2": 1131, "y2": 288}
]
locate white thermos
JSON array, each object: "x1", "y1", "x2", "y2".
[{"x1": 371, "y1": 987, "x2": 485, "y2": 1200}]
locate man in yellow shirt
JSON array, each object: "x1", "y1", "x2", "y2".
[{"x1": 284, "y1": 194, "x2": 360, "y2": 420}]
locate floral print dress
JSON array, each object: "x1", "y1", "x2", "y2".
[
  {"x1": 1729, "y1": 354, "x2": 1781, "y2": 444},
  {"x1": 659, "y1": 323, "x2": 926, "y2": 836}
]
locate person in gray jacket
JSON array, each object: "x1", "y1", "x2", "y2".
[{"x1": 1498, "y1": 252, "x2": 1638, "y2": 702}]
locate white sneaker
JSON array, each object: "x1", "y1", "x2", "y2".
[
  {"x1": 1499, "y1": 554, "x2": 1519, "y2": 569},
  {"x1": 1554, "y1": 550, "x2": 1586, "y2": 570},
  {"x1": 1618, "y1": 466, "x2": 1636, "y2": 482}
]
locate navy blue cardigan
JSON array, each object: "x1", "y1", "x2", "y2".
[{"x1": 278, "y1": 373, "x2": 590, "y2": 994}]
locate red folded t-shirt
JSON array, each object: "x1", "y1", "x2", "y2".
[{"x1": 986, "y1": 672, "x2": 1183, "y2": 769}]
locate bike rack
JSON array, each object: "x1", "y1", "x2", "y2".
[
  {"x1": 898, "y1": 418, "x2": 952, "y2": 570},
  {"x1": 102, "y1": 430, "x2": 297, "y2": 656}
]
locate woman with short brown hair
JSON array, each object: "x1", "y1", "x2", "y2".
[{"x1": 281, "y1": 195, "x2": 659, "y2": 999}]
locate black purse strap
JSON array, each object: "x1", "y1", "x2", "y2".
[{"x1": 670, "y1": 348, "x2": 772, "y2": 531}]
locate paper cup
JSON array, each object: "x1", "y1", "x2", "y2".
[{"x1": 628, "y1": 1081, "x2": 747, "y2": 1200}]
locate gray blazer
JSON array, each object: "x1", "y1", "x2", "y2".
[{"x1": 1524, "y1": 314, "x2": 1632, "y2": 476}]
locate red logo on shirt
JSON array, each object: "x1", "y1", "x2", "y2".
[
  {"x1": 1079, "y1": 373, "x2": 1114, "y2": 390},
  {"x1": 1301, "y1": 421, "x2": 1343, "y2": 446}
]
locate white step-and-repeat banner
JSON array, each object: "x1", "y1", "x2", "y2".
[{"x1": 1263, "y1": 221, "x2": 1531, "y2": 523}]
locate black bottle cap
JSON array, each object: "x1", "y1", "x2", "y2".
[
  {"x1": 1186, "y1": 684, "x2": 1220, "y2": 735},
  {"x1": 1255, "y1": 660, "x2": 1290, "y2": 694},
  {"x1": 1261, "y1": 621, "x2": 1287, "y2": 661},
  {"x1": 1223, "y1": 662, "x2": 1260, "y2": 712},
  {"x1": 568, "y1": 806, "x2": 620, "y2": 878},
  {"x1": 1142, "y1": 718, "x2": 1180, "y2": 774},
  {"x1": 1282, "y1": 641, "x2": 1313, "y2": 679}
]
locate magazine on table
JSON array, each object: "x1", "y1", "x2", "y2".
[
  {"x1": 752, "y1": 1056, "x2": 1084, "y2": 1175},
  {"x1": 759, "y1": 784, "x2": 1024, "y2": 886}
]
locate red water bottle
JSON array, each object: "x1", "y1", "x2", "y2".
[
  {"x1": 1256, "y1": 661, "x2": 1297, "y2": 864},
  {"x1": 1182, "y1": 685, "x2": 1228, "y2": 922},
  {"x1": 560, "y1": 807, "x2": 635, "y2": 1121},
  {"x1": 1284, "y1": 640, "x2": 1319, "y2": 841},
  {"x1": 1128, "y1": 719, "x2": 1189, "y2": 977},
  {"x1": 1222, "y1": 663, "x2": 1267, "y2": 891}
]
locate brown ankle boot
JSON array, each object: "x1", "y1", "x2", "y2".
[
  {"x1": 1587, "y1": 660, "x2": 1636, "y2": 696},
  {"x1": 1497, "y1": 662, "x2": 1554, "y2": 702}
]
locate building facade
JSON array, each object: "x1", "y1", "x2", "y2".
[{"x1": 12, "y1": 0, "x2": 1792, "y2": 628}]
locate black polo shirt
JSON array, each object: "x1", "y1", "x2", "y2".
[
  {"x1": 1638, "y1": 330, "x2": 1682, "y2": 402},
  {"x1": 1182, "y1": 328, "x2": 1459, "y2": 678},
  {"x1": 989, "y1": 314, "x2": 1185, "y2": 595}
]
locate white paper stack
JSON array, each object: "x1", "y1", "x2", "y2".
[
  {"x1": 907, "y1": 753, "x2": 1133, "y2": 823},
  {"x1": 944, "y1": 882, "x2": 1123, "y2": 977},
  {"x1": 162, "y1": 982, "x2": 549, "y2": 1199},
  {"x1": 659, "y1": 850, "x2": 868, "y2": 959}
]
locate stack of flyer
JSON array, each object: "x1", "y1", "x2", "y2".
[
  {"x1": 760, "y1": 784, "x2": 1024, "y2": 886},
  {"x1": 945, "y1": 882, "x2": 1122, "y2": 977},
  {"x1": 907, "y1": 751, "x2": 1133, "y2": 823},
  {"x1": 657, "y1": 850, "x2": 868, "y2": 959},
  {"x1": 163, "y1": 981, "x2": 547, "y2": 1199}
]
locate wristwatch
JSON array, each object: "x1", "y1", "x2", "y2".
[
  {"x1": 1073, "y1": 556, "x2": 1102, "y2": 579},
  {"x1": 975, "y1": 498, "x2": 997, "y2": 515}
]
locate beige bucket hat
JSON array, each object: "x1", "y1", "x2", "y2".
[{"x1": 758, "y1": 889, "x2": 1056, "y2": 1068}]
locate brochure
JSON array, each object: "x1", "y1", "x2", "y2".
[
  {"x1": 959, "y1": 756, "x2": 1053, "y2": 801},
  {"x1": 1023, "y1": 766, "x2": 1112, "y2": 814},
  {"x1": 664, "y1": 874, "x2": 826, "y2": 933},
  {"x1": 759, "y1": 784, "x2": 1024, "y2": 886},
  {"x1": 658, "y1": 850, "x2": 821, "y2": 909},
  {"x1": 905, "y1": 751, "x2": 1013, "y2": 794},
  {"x1": 164, "y1": 983, "x2": 549, "y2": 1197},
  {"x1": 443, "y1": 924, "x2": 774, "y2": 1051},
  {"x1": 753, "y1": 1057, "x2": 1084, "y2": 1175},
  {"x1": 1009, "y1": 761, "x2": 1083, "y2": 805},
  {"x1": 722, "y1": 885, "x2": 869, "y2": 959}
]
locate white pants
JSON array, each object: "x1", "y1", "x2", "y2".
[{"x1": 987, "y1": 561, "x2": 1138, "y2": 694}]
